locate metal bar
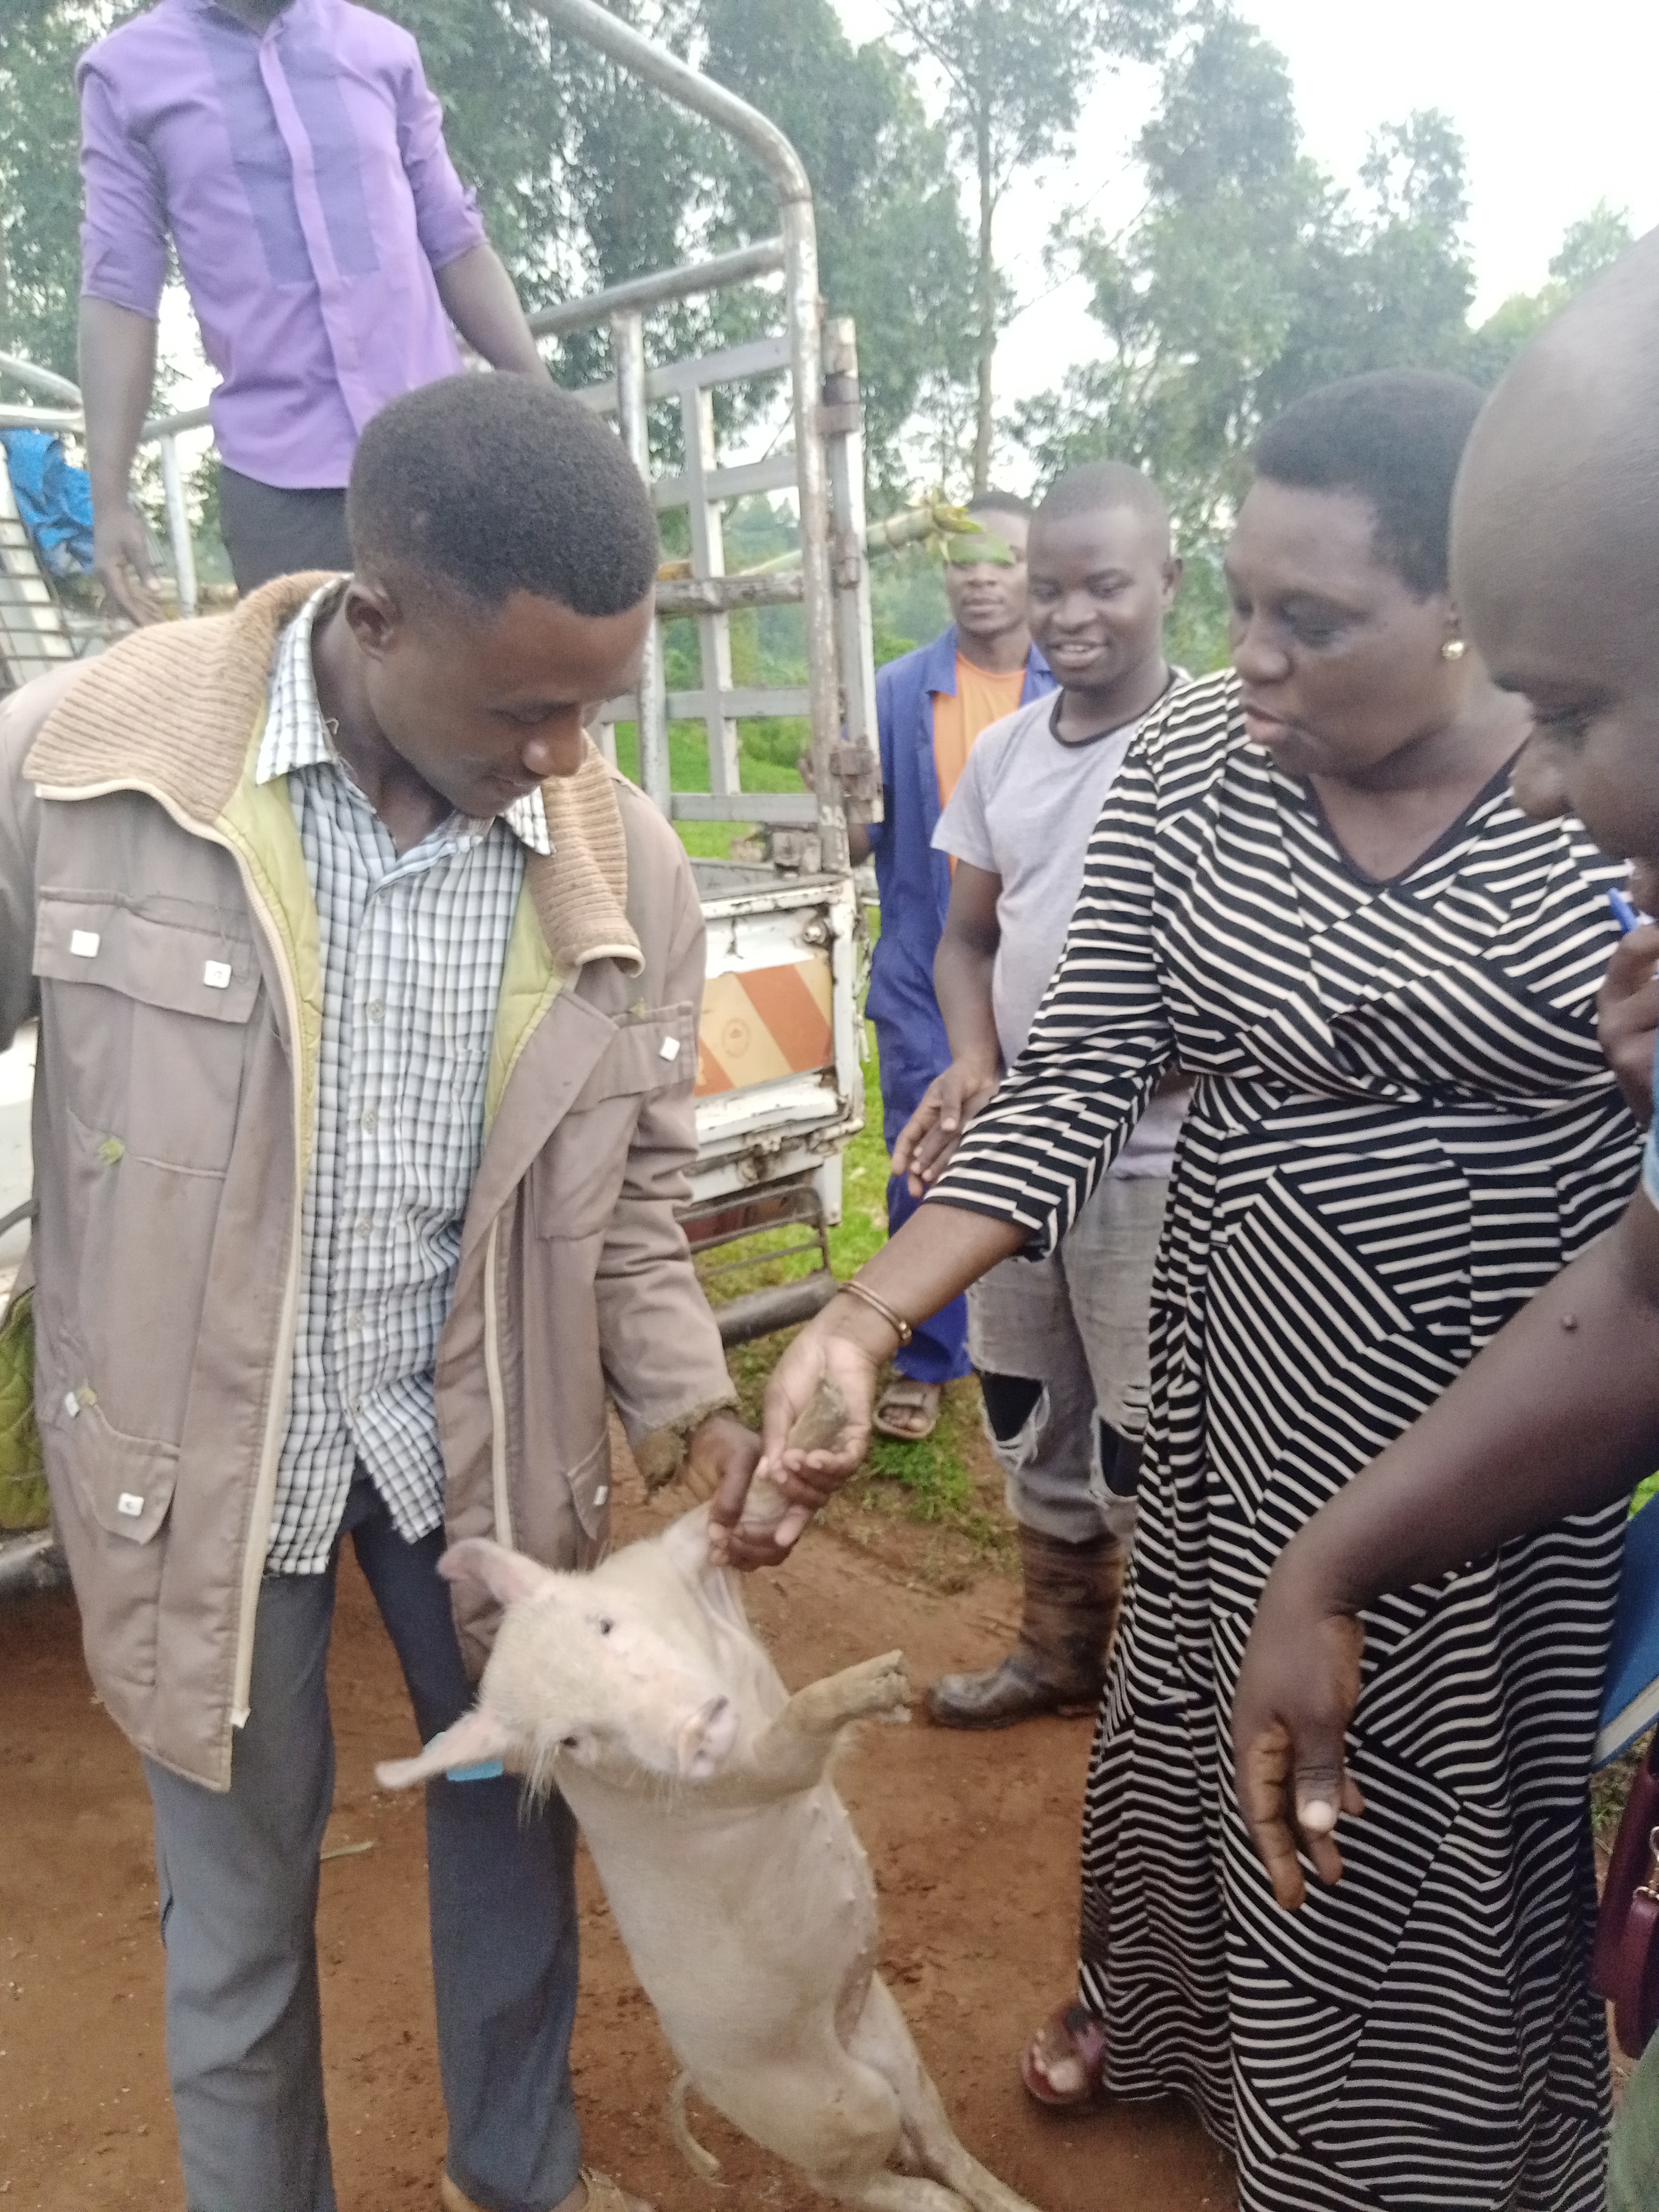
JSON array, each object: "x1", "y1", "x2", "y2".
[
  {"x1": 713, "y1": 1271, "x2": 840, "y2": 1348},
  {"x1": 823, "y1": 318, "x2": 881, "y2": 822},
  {"x1": 0, "y1": 388, "x2": 210, "y2": 444},
  {"x1": 138, "y1": 405, "x2": 211, "y2": 442},
  {"x1": 699, "y1": 1235, "x2": 823, "y2": 1280},
  {"x1": 644, "y1": 334, "x2": 792, "y2": 395},
  {"x1": 527, "y1": 1, "x2": 815, "y2": 211},
  {"x1": 666, "y1": 685, "x2": 807, "y2": 721},
  {"x1": 527, "y1": 0, "x2": 840, "y2": 861},
  {"x1": 0, "y1": 1530, "x2": 69, "y2": 1601},
  {"x1": 670, "y1": 792, "x2": 816, "y2": 824},
  {"x1": 527, "y1": 239, "x2": 786, "y2": 338},
  {"x1": 0, "y1": 405, "x2": 82, "y2": 433},
  {"x1": 612, "y1": 309, "x2": 669, "y2": 811},
  {"x1": 653, "y1": 454, "x2": 796, "y2": 511},
  {"x1": 158, "y1": 434, "x2": 198, "y2": 619},
  {"x1": 0, "y1": 355, "x2": 82, "y2": 405},
  {"x1": 573, "y1": 334, "x2": 790, "y2": 423},
  {"x1": 656, "y1": 572, "x2": 804, "y2": 617},
  {"x1": 684, "y1": 385, "x2": 742, "y2": 797},
  {"x1": 783, "y1": 226, "x2": 842, "y2": 872}
]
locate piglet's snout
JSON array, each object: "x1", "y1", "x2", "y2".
[{"x1": 678, "y1": 1694, "x2": 738, "y2": 1780}]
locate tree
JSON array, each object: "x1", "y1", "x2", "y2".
[
  {"x1": 0, "y1": 3, "x2": 133, "y2": 383},
  {"x1": 700, "y1": 0, "x2": 974, "y2": 491},
  {"x1": 882, "y1": 0, "x2": 1173, "y2": 492},
  {"x1": 1461, "y1": 198, "x2": 1632, "y2": 388},
  {"x1": 1010, "y1": 6, "x2": 1480, "y2": 664}
]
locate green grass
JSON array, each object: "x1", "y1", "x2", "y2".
[{"x1": 690, "y1": 1013, "x2": 1001, "y2": 1557}]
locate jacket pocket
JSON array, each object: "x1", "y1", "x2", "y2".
[
  {"x1": 43, "y1": 1389, "x2": 178, "y2": 1692},
  {"x1": 532, "y1": 1005, "x2": 697, "y2": 1242},
  {"x1": 34, "y1": 892, "x2": 260, "y2": 1177},
  {"x1": 47, "y1": 1394, "x2": 179, "y2": 1545}
]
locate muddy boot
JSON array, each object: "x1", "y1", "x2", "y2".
[{"x1": 924, "y1": 1525, "x2": 1124, "y2": 1729}]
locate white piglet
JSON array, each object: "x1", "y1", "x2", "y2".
[{"x1": 375, "y1": 1489, "x2": 1042, "y2": 2212}]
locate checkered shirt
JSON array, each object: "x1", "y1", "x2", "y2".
[{"x1": 261, "y1": 588, "x2": 553, "y2": 1574}]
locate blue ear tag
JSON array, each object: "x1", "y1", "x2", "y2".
[{"x1": 422, "y1": 1729, "x2": 505, "y2": 1783}]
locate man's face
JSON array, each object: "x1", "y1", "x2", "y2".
[
  {"x1": 1455, "y1": 401, "x2": 1659, "y2": 909},
  {"x1": 347, "y1": 582, "x2": 653, "y2": 820},
  {"x1": 944, "y1": 512, "x2": 1030, "y2": 649},
  {"x1": 1027, "y1": 505, "x2": 1177, "y2": 693}
]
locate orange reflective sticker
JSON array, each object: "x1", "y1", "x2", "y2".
[{"x1": 696, "y1": 955, "x2": 833, "y2": 1095}]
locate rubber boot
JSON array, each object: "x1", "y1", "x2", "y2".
[{"x1": 924, "y1": 1524, "x2": 1124, "y2": 1729}]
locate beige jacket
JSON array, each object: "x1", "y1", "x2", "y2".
[{"x1": 0, "y1": 577, "x2": 737, "y2": 1789}]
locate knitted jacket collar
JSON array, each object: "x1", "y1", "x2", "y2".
[{"x1": 24, "y1": 573, "x2": 643, "y2": 977}]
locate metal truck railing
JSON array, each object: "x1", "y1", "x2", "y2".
[{"x1": 0, "y1": 0, "x2": 888, "y2": 1345}]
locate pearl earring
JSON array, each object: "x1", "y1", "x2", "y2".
[{"x1": 1441, "y1": 637, "x2": 1467, "y2": 662}]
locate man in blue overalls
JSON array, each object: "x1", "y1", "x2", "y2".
[{"x1": 852, "y1": 494, "x2": 1053, "y2": 1439}]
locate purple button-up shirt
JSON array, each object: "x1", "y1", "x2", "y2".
[{"x1": 78, "y1": 0, "x2": 486, "y2": 488}]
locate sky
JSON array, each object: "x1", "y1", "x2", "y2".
[
  {"x1": 151, "y1": 2, "x2": 1659, "y2": 492},
  {"x1": 833, "y1": 0, "x2": 1659, "y2": 465}
]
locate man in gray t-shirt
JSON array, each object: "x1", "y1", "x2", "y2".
[{"x1": 892, "y1": 461, "x2": 1188, "y2": 1729}]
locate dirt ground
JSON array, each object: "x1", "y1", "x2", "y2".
[{"x1": 0, "y1": 1428, "x2": 1237, "y2": 2212}]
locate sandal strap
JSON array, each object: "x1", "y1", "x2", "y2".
[{"x1": 580, "y1": 2171, "x2": 651, "y2": 2212}]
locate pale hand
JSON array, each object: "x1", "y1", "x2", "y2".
[{"x1": 891, "y1": 1058, "x2": 999, "y2": 1197}]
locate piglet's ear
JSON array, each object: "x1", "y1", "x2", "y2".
[
  {"x1": 375, "y1": 1706, "x2": 511, "y2": 1792},
  {"x1": 439, "y1": 1537, "x2": 559, "y2": 1607}
]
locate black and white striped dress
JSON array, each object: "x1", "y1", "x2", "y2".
[{"x1": 935, "y1": 671, "x2": 1641, "y2": 2211}]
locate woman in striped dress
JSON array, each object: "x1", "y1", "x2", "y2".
[{"x1": 757, "y1": 371, "x2": 1641, "y2": 2210}]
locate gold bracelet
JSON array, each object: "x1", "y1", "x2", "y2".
[{"x1": 839, "y1": 1275, "x2": 914, "y2": 1346}]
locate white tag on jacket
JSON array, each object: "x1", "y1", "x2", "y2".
[
  {"x1": 659, "y1": 1035, "x2": 681, "y2": 1061},
  {"x1": 70, "y1": 930, "x2": 99, "y2": 958},
  {"x1": 117, "y1": 1491, "x2": 144, "y2": 1517},
  {"x1": 202, "y1": 961, "x2": 232, "y2": 989}
]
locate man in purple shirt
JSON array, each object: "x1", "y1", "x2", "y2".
[{"x1": 77, "y1": 0, "x2": 550, "y2": 613}]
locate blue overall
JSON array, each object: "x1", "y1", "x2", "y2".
[{"x1": 865, "y1": 627, "x2": 1054, "y2": 1385}]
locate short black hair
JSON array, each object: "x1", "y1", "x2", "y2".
[
  {"x1": 1252, "y1": 370, "x2": 1485, "y2": 596},
  {"x1": 348, "y1": 373, "x2": 660, "y2": 616},
  {"x1": 967, "y1": 489, "x2": 1032, "y2": 526},
  {"x1": 1036, "y1": 460, "x2": 1169, "y2": 537}
]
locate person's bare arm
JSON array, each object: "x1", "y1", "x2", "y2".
[
  {"x1": 433, "y1": 243, "x2": 551, "y2": 381},
  {"x1": 78, "y1": 295, "x2": 160, "y2": 625},
  {"x1": 892, "y1": 861, "x2": 1003, "y2": 1192},
  {"x1": 1233, "y1": 1182, "x2": 1659, "y2": 1908}
]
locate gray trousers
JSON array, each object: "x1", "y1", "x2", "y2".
[
  {"x1": 218, "y1": 466, "x2": 351, "y2": 595},
  {"x1": 143, "y1": 1475, "x2": 581, "y2": 2212},
  {"x1": 967, "y1": 1173, "x2": 1168, "y2": 1548}
]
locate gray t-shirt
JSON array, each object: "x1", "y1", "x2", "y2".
[{"x1": 932, "y1": 689, "x2": 1189, "y2": 1178}]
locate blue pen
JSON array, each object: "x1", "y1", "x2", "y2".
[{"x1": 1610, "y1": 886, "x2": 1642, "y2": 935}]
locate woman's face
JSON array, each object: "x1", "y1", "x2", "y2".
[{"x1": 1225, "y1": 480, "x2": 1464, "y2": 781}]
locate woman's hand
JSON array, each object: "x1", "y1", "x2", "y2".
[
  {"x1": 1599, "y1": 921, "x2": 1659, "y2": 1127},
  {"x1": 1230, "y1": 1553, "x2": 1368, "y2": 1910},
  {"x1": 891, "y1": 1057, "x2": 1000, "y2": 1196},
  {"x1": 732, "y1": 1296, "x2": 899, "y2": 1563}
]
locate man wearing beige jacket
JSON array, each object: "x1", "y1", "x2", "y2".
[{"x1": 0, "y1": 372, "x2": 758, "y2": 2212}]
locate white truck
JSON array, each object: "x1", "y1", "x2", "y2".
[{"x1": 0, "y1": 0, "x2": 885, "y2": 1354}]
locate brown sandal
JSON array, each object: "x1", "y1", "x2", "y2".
[
  {"x1": 873, "y1": 1376, "x2": 941, "y2": 1441},
  {"x1": 1021, "y1": 2000, "x2": 1107, "y2": 2108}
]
